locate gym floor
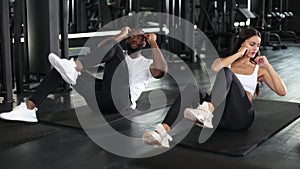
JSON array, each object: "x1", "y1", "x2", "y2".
[{"x1": 0, "y1": 44, "x2": 299, "y2": 169}]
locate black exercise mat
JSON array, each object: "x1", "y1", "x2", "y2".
[
  {"x1": 136, "y1": 88, "x2": 179, "y2": 111},
  {"x1": 38, "y1": 105, "x2": 124, "y2": 128},
  {"x1": 180, "y1": 99, "x2": 300, "y2": 156},
  {"x1": 38, "y1": 89, "x2": 178, "y2": 128},
  {"x1": 38, "y1": 104, "x2": 167, "y2": 130},
  {"x1": 0, "y1": 120, "x2": 60, "y2": 150},
  {"x1": 38, "y1": 107, "x2": 82, "y2": 128}
]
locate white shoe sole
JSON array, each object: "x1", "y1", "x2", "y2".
[
  {"x1": 0, "y1": 115, "x2": 38, "y2": 123},
  {"x1": 184, "y1": 108, "x2": 213, "y2": 128},
  {"x1": 48, "y1": 53, "x2": 75, "y2": 85},
  {"x1": 143, "y1": 132, "x2": 161, "y2": 147},
  {"x1": 184, "y1": 108, "x2": 204, "y2": 124}
]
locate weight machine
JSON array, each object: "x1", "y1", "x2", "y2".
[
  {"x1": 163, "y1": 0, "x2": 196, "y2": 62},
  {"x1": 195, "y1": 0, "x2": 236, "y2": 57},
  {"x1": 258, "y1": 0, "x2": 288, "y2": 50},
  {"x1": 0, "y1": 0, "x2": 13, "y2": 112},
  {"x1": 268, "y1": 0, "x2": 297, "y2": 43}
]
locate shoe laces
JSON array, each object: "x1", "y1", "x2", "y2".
[
  {"x1": 14, "y1": 102, "x2": 26, "y2": 111},
  {"x1": 154, "y1": 124, "x2": 173, "y2": 141},
  {"x1": 196, "y1": 102, "x2": 213, "y2": 119},
  {"x1": 166, "y1": 134, "x2": 173, "y2": 141}
]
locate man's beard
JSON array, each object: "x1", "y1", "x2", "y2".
[{"x1": 127, "y1": 43, "x2": 144, "y2": 55}]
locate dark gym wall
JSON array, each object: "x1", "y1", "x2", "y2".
[
  {"x1": 250, "y1": 0, "x2": 299, "y2": 35},
  {"x1": 287, "y1": 0, "x2": 300, "y2": 35},
  {"x1": 137, "y1": 0, "x2": 161, "y2": 12},
  {"x1": 26, "y1": 0, "x2": 60, "y2": 74}
]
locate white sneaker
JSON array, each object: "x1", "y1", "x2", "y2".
[
  {"x1": 143, "y1": 124, "x2": 173, "y2": 147},
  {"x1": 48, "y1": 53, "x2": 80, "y2": 85},
  {"x1": 0, "y1": 102, "x2": 38, "y2": 122},
  {"x1": 184, "y1": 101, "x2": 214, "y2": 128}
]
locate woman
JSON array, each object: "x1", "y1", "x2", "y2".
[{"x1": 143, "y1": 28, "x2": 287, "y2": 147}]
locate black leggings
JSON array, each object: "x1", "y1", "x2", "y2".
[
  {"x1": 162, "y1": 67, "x2": 254, "y2": 130},
  {"x1": 30, "y1": 41, "x2": 132, "y2": 113}
]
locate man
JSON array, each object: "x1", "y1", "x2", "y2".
[{"x1": 0, "y1": 27, "x2": 167, "y2": 122}]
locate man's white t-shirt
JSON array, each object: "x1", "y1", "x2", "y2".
[{"x1": 125, "y1": 53, "x2": 153, "y2": 109}]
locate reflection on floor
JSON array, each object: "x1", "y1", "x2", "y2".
[{"x1": 0, "y1": 46, "x2": 299, "y2": 169}]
